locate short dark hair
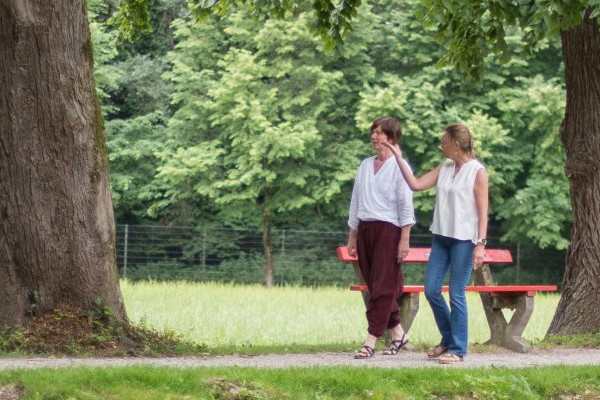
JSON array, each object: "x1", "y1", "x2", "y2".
[{"x1": 371, "y1": 116, "x2": 402, "y2": 143}]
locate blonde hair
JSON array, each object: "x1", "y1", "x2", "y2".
[{"x1": 445, "y1": 123, "x2": 473, "y2": 156}]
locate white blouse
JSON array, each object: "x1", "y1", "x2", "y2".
[
  {"x1": 348, "y1": 156, "x2": 415, "y2": 230},
  {"x1": 430, "y1": 159, "x2": 485, "y2": 243}
]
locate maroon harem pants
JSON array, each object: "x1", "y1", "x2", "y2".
[{"x1": 357, "y1": 220, "x2": 404, "y2": 337}]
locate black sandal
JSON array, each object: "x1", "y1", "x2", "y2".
[
  {"x1": 354, "y1": 345, "x2": 375, "y2": 359},
  {"x1": 382, "y1": 333, "x2": 409, "y2": 355}
]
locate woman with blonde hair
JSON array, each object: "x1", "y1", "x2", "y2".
[{"x1": 382, "y1": 123, "x2": 488, "y2": 364}]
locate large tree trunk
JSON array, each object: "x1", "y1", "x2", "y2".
[
  {"x1": 548, "y1": 12, "x2": 600, "y2": 334},
  {"x1": 0, "y1": 1, "x2": 126, "y2": 326}
]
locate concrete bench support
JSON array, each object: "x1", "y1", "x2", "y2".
[{"x1": 473, "y1": 265, "x2": 534, "y2": 353}]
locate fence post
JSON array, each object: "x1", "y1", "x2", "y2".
[
  {"x1": 123, "y1": 224, "x2": 128, "y2": 278},
  {"x1": 202, "y1": 228, "x2": 206, "y2": 271}
]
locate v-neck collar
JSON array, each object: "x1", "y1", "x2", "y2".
[
  {"x1": 373, "y1": 156, "x2": 392, "y2": 176},
  {"x1": 450, "y1": 158, "x2": 475, "y2": 181}
]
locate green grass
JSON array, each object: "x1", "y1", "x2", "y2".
[
  {"x1": 120, "y1": 280, "x2": 560, "y2": 353},
  {"x1": 0, "y1": 281, "x2": 597, "y2": 399},
  {"x1": 1, "y1": 365, "x2": 600, "y2": 399}
]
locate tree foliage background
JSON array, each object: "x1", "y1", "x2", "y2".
[{"x1": 90, "y1": 0, "x2": 570, "y2": 282}]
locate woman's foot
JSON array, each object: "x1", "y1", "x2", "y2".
[
  {"x1": 354, "y1": 345, "x2": 375, "y2": 359},
  {"x1": 427, "y1": 344, "x2": 448, "y2": 359},
  {"x1": 354, "y1": 333, "x2": 377, "y2": 359},
  {"x1": 382, "y1": 333, "x2": 409, "y2": 355},
  {"x1": 438, "y1": 353, "x2": 463, "y2": 364}
]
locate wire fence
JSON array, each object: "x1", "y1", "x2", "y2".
[{"x1": 115, "y1": 224, "x2": 566, "y2": 287}]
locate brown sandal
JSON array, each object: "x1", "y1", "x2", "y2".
[
  {"x1": 438, "y1": 353, "x2": 464, "y2": 364},
  {"x1": 427, "y1": 345, "x2": 448, "y2": 359},
  {"x1": 382, "y1": 333, "x2": 409, "y2": 355},
  {"x1": 354, "y1": 345, "x2": 375, "y2": 359}
]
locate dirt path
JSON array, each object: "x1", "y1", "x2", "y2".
[{"x1": 2, "y1": 348, "x2": 600, "y2": 370}]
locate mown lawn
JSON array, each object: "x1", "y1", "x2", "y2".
[
  {"x1": 1, "y1": 365, "x2": 599, "y2": 399},
  {"x1": 120, "y1": 280, "x2": 559, "y2": 352},
  {"x1": 1, "y1": 281, "x2": 597, "y2": 400}
]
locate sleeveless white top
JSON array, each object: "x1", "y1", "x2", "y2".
[{"x1": 430, "y1": 159, "x2": 485, "y2": 243}]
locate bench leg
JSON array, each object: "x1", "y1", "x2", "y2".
[
  {"x1": 478, "y1": 293, "x2": 534, "y2": 353},
  {"x1": 474, "y1": 265, "x2": 507, "y2": 345},
  {"x1": 478, "y1": 292, "x2": 508, "y2": 347},
  {"x1": 473, "y1": 264, "x2": 533, "y2": 352},
  {"x1": 397, "y1": 292, "x2": 420, "y2": 333},
  {"x1": 502, "y1": 296, "x2": 534, "y2": 353}
]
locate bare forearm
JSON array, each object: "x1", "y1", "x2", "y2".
[
  {"x1": 389, "y1": 148, "x2": 439, "y2": 191},
  {"x1": 348, "y1": 228, "x2": 357, "y2": 242},
  {"x1": 391, "y1": 151, "x2": 419, "y2": 190},
  {"x1": 400, "y1": 225, "x2": 411, "y2": 242},
  {"x1": 474, "y1": 169, "x2": 489, "y2": 240},
  {"x1": 477, "y1": 209, "x2": 488, "y2": 240}
]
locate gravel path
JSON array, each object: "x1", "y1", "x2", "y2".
[{"x1": 2, "y1": 348, "x2": 600, "y2": 370}]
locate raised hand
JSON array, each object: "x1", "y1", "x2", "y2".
[{"x1": 381, "y1": 137, "x2": 403, "y2": 158}]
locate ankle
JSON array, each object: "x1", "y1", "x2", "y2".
[
  {"x1": 364, "y1": 334, "x2": 377, "y2": 348},
  {"x1": 391, "y1": 326, "x2": 406, "y2": 340}
]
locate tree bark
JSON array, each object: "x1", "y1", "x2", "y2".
[
  {"x1": 0, "y1": 1, "x2": 126, "y2": 326},
  {"x1": 548, "y1": 12, "x2": 600, "y2": 334}
]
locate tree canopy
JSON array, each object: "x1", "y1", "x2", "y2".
[
  {"x1": 107, "y1": 0, "x2": 600, "y2": 334},
  {"x1": 103, "y1": 0, "x2": 569, "y2": 248}
]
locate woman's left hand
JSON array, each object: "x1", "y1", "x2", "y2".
[{"x1": 472, "y1": 244, "x2": 485, "y2": 270}]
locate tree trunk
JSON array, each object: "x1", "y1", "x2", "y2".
[
  {"x1": 0, "y1": 1, "x2": 126, "y2": 326},
  {"x1": 548, "y1": 12, "x2": 600, "y2": 334},
  {"x1": 262, "y1": 199, "x2": 274, "y2": 287}
]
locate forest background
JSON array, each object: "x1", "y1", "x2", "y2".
[{"x1": 89, "y1": 0, "x2": 570, "y2": 287}]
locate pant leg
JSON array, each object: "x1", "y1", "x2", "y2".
[
  {"x1": 356, "y1": 222, "x2": 374, "y2": 292},
  {"x1": 447, "y1": 239, "x2": 475, "y2": 356},
  {"x1": 357, "y1": 221, "x2": 402, "y2": 337},
  {"x1": 424, "y1": 235, "x2": 452, "y2": 348}
]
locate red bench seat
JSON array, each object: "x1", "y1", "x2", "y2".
[{"x1": 349, "y1": 285, "x2": 558, "y2": 297}]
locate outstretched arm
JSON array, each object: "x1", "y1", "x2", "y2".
[{"x1": 382, "y1": 140, "x2": 440, "y2": 191}]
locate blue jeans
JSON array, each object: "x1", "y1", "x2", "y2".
[{"x1": 424, "y1": 234, "x2": 475, "y2": 357}]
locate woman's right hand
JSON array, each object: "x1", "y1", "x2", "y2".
[{"x1": 381, "y1": 138, "x2": 403, "y2": 158}]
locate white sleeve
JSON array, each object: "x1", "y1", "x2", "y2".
[
  {"x1": 397, "y1": 161, "x2": 416, "y2": 227},
  {"x1": 347, "y1": 167, "x2": 361, "y2": 230}
]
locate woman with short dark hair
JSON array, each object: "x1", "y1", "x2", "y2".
[{"x1": 347, "y1": 116, "x2": 416, "y2": 359}]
